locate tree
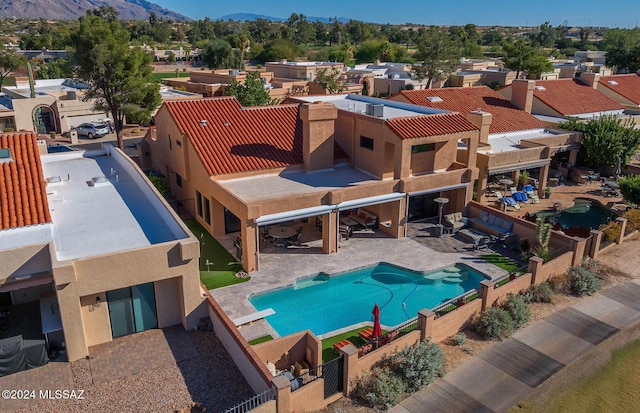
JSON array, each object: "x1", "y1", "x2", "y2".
[
  {"x1": 224, "y1": 71, "x2": 275, "y2": 106},
  {"x1": 256, "y1": 39, "x2": 300, "y2": 62},
  {"x1": 502, "y1": 39, "x2": 552, "y2": 79},
  {"x1": 412, "y1": 27, "x2": 460, "y2": 88},
  {"x1": 313, "y1": 67, "x2": 345, "y2": 94},
  {"x1": 36, "y1": 58, "x2": 74, "y2": 79},
  {"x1": 603, "y1": 28, "x2": 640, "y2": 73},
  {"x1": 0, "y1": 49, "x2": 25, "y2": 86},
  {"x1": 559, "y1": 115, "x2": 640, "y2": 170},
  {"x1": 619, "y1": 175, "x2": 640, "y2": 205},
  {"x1": 201, "y1": 39, "x2": 232, "y2": 69},
  {"x1": 70, "y1": 12, "x2": 161, "y2": 150}
]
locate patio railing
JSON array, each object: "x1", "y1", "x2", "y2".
[
  {"x1": 432, "y1": 289, "x2": 480, "y2": 316},
  {"x1": 222, "y1": 387, "x2": 276, "y2": 413},
  {"x1": 358, "y1": 316, "x2": 419, "y2": 357}
]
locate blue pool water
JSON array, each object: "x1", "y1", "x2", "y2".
[
  {"x1": 249, "y1": 263, "x2": 488, "y2": 337},
  {"x1": 536, "y1": 198, "x2": 616, "y2": 229},
  {"x1": 47, "y1": 145, "x2": 74, "y2": 153}
]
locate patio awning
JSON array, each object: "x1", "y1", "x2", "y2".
[
  {"x1": 255, "y1": 205, "x2": 335, "y2": 226},
  {"x1": 407, "y1": 183, "x2": 469, "y2": 196},
  {"x1": 489, "y1": 159, "x2": 551, "y2": 176},
  {"x1": 337, "y1": 192, "x2": 406, "y2": 211},
  {"x1": 0, "y1": 275, "x2": 53, "y2": 293}
]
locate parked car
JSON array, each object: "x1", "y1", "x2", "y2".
[{"x1": 71, "y1": 122, "x2": 110, "y2": 139}]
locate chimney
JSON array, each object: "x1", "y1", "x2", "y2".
[
  {"x1": 300, "y1": 102, "x2": 338, "y2": 172},
  {"x1": 510, "y1": 79, "x2": 535, "y2": 113},
  {"x1": 579, "y1": 72, "x2": 600, "y2": 88},
  {"x1": 467, "y1": 110, "x2": 492, "y2": 146}
]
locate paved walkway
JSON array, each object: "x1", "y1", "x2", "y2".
[{"x1": 390, "y1": 280, "x2": 640, "y2": 413}]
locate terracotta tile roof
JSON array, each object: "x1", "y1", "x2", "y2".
[
  {"x1": 385, "y1": 113, "x2": 478, "y2": 140},
  {"x1": 533, "y1": 79, "x2": 624, "y2": 116},
  {"x1": 394, "y1": 86, "x2": 546, "y2": 134},
  {"x1": 599, "y1": 74, "x2": 640, "y2": 105},
  {"x1": 164, "y1": 98, "x2": 347, "y2": 176},
  {"x1": 0, "y1": 132, "x2": 51, "y2": 230}
]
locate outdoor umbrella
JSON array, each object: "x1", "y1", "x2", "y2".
[{"x1": 372, "y1": 303, "x2": 383, "y2": 338}]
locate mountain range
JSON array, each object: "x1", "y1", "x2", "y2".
[{"x1": 0, "y1": 0, "x2": 189, "y2": 20}]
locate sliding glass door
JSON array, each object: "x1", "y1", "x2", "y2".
[{"x1": 107, "y1": 283, "x2": 158, "y2": 339}]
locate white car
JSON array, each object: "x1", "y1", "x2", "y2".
[{"x1": 72, "y1": 122, "x2": 110, "y2": 139}]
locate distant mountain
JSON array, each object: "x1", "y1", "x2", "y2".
[
  {"x1": 218, "y1": 13, "x2": 350, "y2": 24},
  {"x1": 0, "y1": 0, "x2": 189, "y2": 20}
]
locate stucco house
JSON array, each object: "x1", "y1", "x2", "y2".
[
  {"x1": 142, "y1": 94, "x2": 481, "y2": 273},
  {"x1": 0, "y1": 131, "x2": 204, "y2": 363},
  {"x1": 597, "y1": 73, "x2": 640, "y2": 112}
]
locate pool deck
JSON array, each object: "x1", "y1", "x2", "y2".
[{"x1": 211, "y1": 235, "x2": 509, "y2": 341}]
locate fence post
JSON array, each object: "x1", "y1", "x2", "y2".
[
  {"x1": 570, "y1": 236, "x2": 587, "y2": 266},
  {"x1": 418, "y1": 309, "x2": 435, "y2": 341},
  {"x1": 273, "y1": 375, "x2": 292, "y2": 413},
  {"x1": 340, "y1": 345, "x2": 359, "y2": 397},
  {"x1": 528, "y1": 256, "x2": 544, "y2": 285},
  {"x1": 590, "y1": 229, "x2": 603, "y2": 259},
  {"x1": 616, "y1": 217, "x2": 628, "y2": 245},
  {"x1": 479, "y1": 280, "x2": 495, "y2": 311}
]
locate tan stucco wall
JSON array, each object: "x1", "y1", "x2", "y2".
[
  {"x1": 596, "y1": 84, "x2": 638, "y2": 107},
  {"x1": 155, "y1": 276, "x2": 183, "y2": 328},
  {"x1": 0, "y1": 242, "x2": 52, "y2": 283},
  {"x1": 80, "y1": 292, "x2": 111, "y2": 347}
]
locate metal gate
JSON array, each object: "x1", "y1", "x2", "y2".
[{"x1": 322, "y1": 356, "x2": 344, "y2": 398}]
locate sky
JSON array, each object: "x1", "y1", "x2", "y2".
[{"x1": 152, "y1": 0, "x2": 640, "y2": 27}]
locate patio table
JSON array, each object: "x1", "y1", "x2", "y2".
[{"x1": 268, "y1": 226, "x2": 296, "y2": 239}]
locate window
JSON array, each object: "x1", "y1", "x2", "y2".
[
  {"x1": 360, "y1": 136, "x2": 374, "y2": 151},
  {"x1": 196, "y1": 191, "x2": 203, "y2": 217},
  {"x1": 176, "y1": 173, "x2": 182, "y2": 188},
  {"x1": 204, "y1": 197, "x2": 211, "y2": 225},
  {"x1": 169, "y1": 134, "x2": 172, "y2": 151},
  {"x1": 411, "y1": 143, "x2": 435, "y2": 153},
  {"x1": 176, "y1": 140, "x2": 182, "y2": 147}
]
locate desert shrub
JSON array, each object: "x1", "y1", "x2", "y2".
[
  {"x1": 353, "y1": 367, "x2": 406, "y2": 410},
  {"x1": 388, "y1": 339, "x2": 445, "y2": 392},
  {"x1": 474, "y1": 307, "x2": 514, "y2": 340},
  {"x1": 569, "y1": 266, "x2": 602, "y2": 296},
  {"x1": 548, "y1": 271, "x2": 572, "y2": 293},
  {"x1": 623, "y1": 208, "x2": 640, "y2": 232},
  {"x1": 452, "y1": 332, "x2": 467, "y2": 346},
  {"x1": 502, "y1": 293, "x2": 530, "y2": 328},
  {"x1": 522, "y1": 282, "x2": 554, "y2": 303},
  {"x1": 599, "y1": 222, "x2": 621, "y2": 242},
  {"x1": 147, "y1": 174, "x2": 168, "y2": 196}
]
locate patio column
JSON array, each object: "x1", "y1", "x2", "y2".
[
  {"x1": 568, "y1": 149, "x2": 578, "y2": 166},
  {"x1": 273, "y1": 375, "x2": 292, "y2": 413},
  {"x1": 53, "y1": 278, "x2": 89, "y2": 361},
  {"x1": 210, "y1": 198, "x2": 226, "y2": 236},
  {"x1": 418, "y1": 309, "x2": 435, "y2": 341},
  {"x1": 511, "y1": 170, "x2": 520, "y2": 186},
  {"x1": 477, "y1": 170, "x2": 488, "y2": 203},
  {"x1": 570, "y1": 236, "x2": 587, "y2": 266},
  {"x1": 241, "y1": 221, "x2": 258, "y2": 272},
  {"x1": 322, "y1": 211, "x2": 338, "y2": 254},
  {"x1": 589, "y1": 229, "x2": 603, "y2": 259},
  {"x1": 340, "y1": 345, "x2": 358, "y2": 396},
  {"x1": 390, "y1": 197, "x2": 406, "y2": 238},
  {"x1": 538, "y1": 164, "x2": 550, "y2": 198},
  {"x1": 528, "y1": 256, "x2": 544, "y2": 285}
]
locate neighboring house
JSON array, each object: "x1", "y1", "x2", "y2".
[
  {"x1": 142, "y1": 95, "x2": 480, "y2": 272},
  {"x1": 498, "y1": 73, "x2": 625, "y2": 125},
  {"x1": 597, "y1": 73, "x2": 640, "y2": 112},
  {"x1": 389, "y1": 84, "x2": 577, "y2": 201},
  {"x1": 0, "y1": 131, "x2": 204, "y2": 362},
  {"x1": 1, "y1": 78, "x2": 108, "y2": 134},
  {"x1": 352, "y1": 62, "x2": 431, "y2": 96}
]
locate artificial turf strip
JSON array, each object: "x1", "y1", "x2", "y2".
[
  {"x1": 248, "y1": 335, "x2": 273, "y2": 345},
  {"x1": 321, "y1": 329, "x2": 368, "y2": 362},
  {"x1": 482, "y1": 253, "x2": 524, "y2": 273},
  {"x1": 511, "y1": 338, "x2": 640, "y2": 413},
  {"x1": 183, "y1": 219, "x2": 246, "y2": 289}
]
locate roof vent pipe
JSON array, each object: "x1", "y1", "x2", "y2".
[{"x1": 200, "y1": 119, "x2": 207, "y2": 127}]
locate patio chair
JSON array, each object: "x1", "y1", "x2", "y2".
[
  {"x1": 510, "y1": 186, "x2": 518, "y2": 195},
  {"x1": 473, "y1": 236, "x2": 493, "y2": 253},
  {"x1": 285, "y1": 232, "x2": 303, "y2": 247},
  {"x1": 494, "y1": 191, "x2": 504, "y2": 200},
  {"x1": 529, "y1": 194, "x2": 540, "y2": 204},
  {"x1": 503, "y1": 196, "x2": 520, "y2": 211},
  {"x1": 523, "y1": 184, "x2": 534, "y2": 196}
]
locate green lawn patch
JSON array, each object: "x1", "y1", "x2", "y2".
[
  {"x1": 510, "y1": 338, "x2": 640, "y2": 413},
  {"x1": 150, "y1": 72, "x2": 189, "y2": 82},
  {"x1": 321, "y1": 328, "x2": 369, "y2": 362},
  {"x1": 249, "y1": 335, "x2": 273, "y2": 345},
  {"x1": 2, "y1": 77, "x2": 16, "y2": 86},
  {"x1": 482, "y1": 254, "x2": 523, "y2": 274},
  {"x1": 183, "y1": 219, "x2": 245, "y2": 289}
]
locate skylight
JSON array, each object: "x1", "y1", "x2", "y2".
[
  {"x1": 608, "y1": 80, "x2": 619, "y2": 86},
  {"x1": 0, "y1": 148, "x2": 12, "y2": 163},
  {"x1": 427, "y1": 96, "x2": 443, "y2": 102},
  {"x1": 535, "y1": 86, "x2": 546, "y2": 91}
]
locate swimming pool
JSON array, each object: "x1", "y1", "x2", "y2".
[
  {"x1": 535, "y1": 198, "x2": 616, "y2": 229},
  {"x1": 249, "y1": 263, "x2": 488, "y2": 337}
]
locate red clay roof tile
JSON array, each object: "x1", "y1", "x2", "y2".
[
  {"x1": 164, "y1": 98, "x2": 347, "y2": 176},
  {"x1": 385, "y1": 113, "x2": 478, "y2": 140},
  {"x1": 394, "y1": 86, "x2": 546, "y2": 134},
  {"x1": 533, "y1": 79, "x2": 624, "y2": 116},
  {"x1": 0, "y1": 132, "x2": 51, "y2": 230},
  {"x1": 599, "y1": 74, "x2": 640, "y2": 105}
]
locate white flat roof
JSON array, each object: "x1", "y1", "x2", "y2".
[
  {"x1": 41, "y1": 148, "x2": 186, "y2": 261},
  {"x1": 484, "y1": 129, "x2": 554, "y2": 154},
  {"x1": 294, "y1": 94, "x2": 448, "y2": 120},
  {"x1": 217, "y1": 164, "x2": 381, "y2": 203}
]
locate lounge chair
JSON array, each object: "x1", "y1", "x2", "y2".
[
  {"x1": 512, "y1": 191, "x2": 528, "y2": 204},
  {"x1": 333, "y1": 339, "x2": 354, "y2": 353},
  {"x1": 510, "y1": 186, "x2": 518, "y2": 195},
  {"x1": 359, "y1": 327, "x2": 375, "y2": 341},
  {"x1": 474, "y1": 236, "x2": 493, "y2": 252},
  {"x1": 503, "y1": 196, "x2": 521, "y2": 211},
  {"x1": 494, "y1": 191, "x2": 504, "y2": 200}
]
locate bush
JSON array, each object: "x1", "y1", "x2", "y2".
[
  {"x1": 619, "y1": 175, "x2": 640, "y2": 205},
  {"x1": 599, "y1": 222, "x2": 621, "y2": 242},
  {"x1": 569, "y1": 266, "x2": 602, "y2": 296},
  {"x1": 623, "y1": 208, "x2": 640, "y2": 232},
  {"x1": 388, "y1": 339, "x2": 445, "y2": 392},
  {"x1": 147, "y1": 174, "x2": 168, "y2": 196},
  {"x1": 502, "y1": 293, "x2": 530, "y2": 328},
  {"x1": 452, "y1": 332, "x2": 467, "y2": 346},
  {"x1": 353, "y1": 367, "x2": 406, "y2": 410},
  {"x1": 474, "y1": 307, "x2": 514, "y2": 340},
  {"x1": 522, "y1": 282, "x2": 554, "y2": 304}
]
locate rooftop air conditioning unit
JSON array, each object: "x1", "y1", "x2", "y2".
[
  {"x1": 366, "y1": 103, "x2": 384, "y2": 117},
  {"x1": 230, "y1": 69, "x2": 240, "y2": 76}
]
